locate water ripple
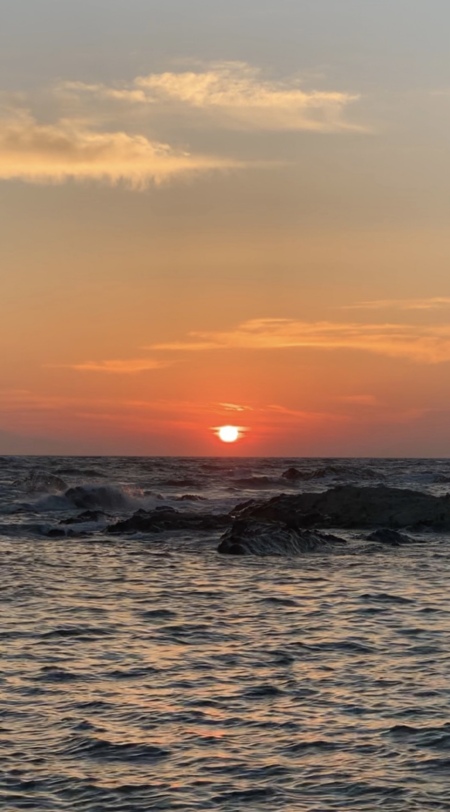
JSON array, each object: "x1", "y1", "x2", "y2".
[{"x1": 2, "y1": 456, "x2": 450, "y2": 810}]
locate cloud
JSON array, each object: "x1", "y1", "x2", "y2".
[
  {"x1": 0, "y1": 109, "x2": 238, "y2": 187},
  {"x1": 149, "y1": 317, "x2": 450, "y2": 364},
  {"x1": 344, "y1": 297, "x2": 450, "y2": 311},
  {"x1": 0, "y1": 389, "x2": 71, "y2": 412},
  {"x1": 57, "y1": 358, "x2": 171, "y2": 374},
  {"x1": 0, "y1": 63, "x2": 363, "y2": 188},
  {"x1": 265, "y1": 403, "x2": 350, "y2": 423},
  {"x1": 334, "y1": 394, "x2": 378, "y2": 406},
  {"x1": 218, "y1": 402, "x2": 249, "y2": 412},
  {"x1": 64, "y1": 62, "x2": 363, "y2": 133}
]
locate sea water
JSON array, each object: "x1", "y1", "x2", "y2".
[{"x1": 1, "y1": 456, "x2": 450, "y2": 811}]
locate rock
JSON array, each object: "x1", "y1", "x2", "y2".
[
  {"x1": 59, "y1": 510, "x2": 106, "y2": 525},
  {"x1": 366, "y1": 528, "x2": 412, "y2": 546},
  {"x1": 18, "y1": 471, "x2": 67, "y2": 493},
  {"x1": 281, "y1": 467, "x2": 305, "y2": 481},
  {"x1": 281, "y1": 464, "x2": 379, "y2": 483},
  {"x1": 218, "y1": 519, "x2": 345, "y2": 556},
  {"x1": 234, "y1": 485, "x2": 450, "y2": 530},
  {"x1": 64, "y1": 485, "x2": 131, "y2": 511},
  {"x1": 107, "y1": 508, "x2": 229, "y2": 535},
  {"x1": 175, "y1": 494, "x2": 206, "y2": 502},
  {"x1": 43, "y1": 527, "x2": 66, "y2": 538}
]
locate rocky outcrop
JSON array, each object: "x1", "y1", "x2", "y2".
[
  {"x1": 59, "y1": 510, "x2": 106, "y2": 525},
  {"x1": 218, "y1": 519, "x2": 346, "y2": 556},
  {"x1": 107, "y1": 508, "x2": 229, "y2": 535},
  {"x1": 234, "y1": 485, "x2": 450, "y2": 530},
  {"x1": 366, "y1": 528, "x2": 412, "y2": 546},
  {"x1": 281, "y1": 464, "x2": 380, "y2": 482}
]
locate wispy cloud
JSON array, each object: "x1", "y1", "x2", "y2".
[
  {"x1": 149, "y1": 317, "x2": 450, "y2": 364},
  {"x1": 0, "y1": 62, "x2": 364, "y2": 189},
  {"x1": 0, "y1": 109, "x2": 238, "y2": 187},
  {"x1": 334, "y1": 394, "x2": 378, "y2": 406},
  {"x1": 63, "y1": 61, "x2": 363, "y2": 133},
  {"x1": 345, "y1": 297, "x2": 450, "y2": 311},
  {"x1": 344, "y1": 297, "x2": 450, "y2": 311},
  {"x1": 218, "y1": 402, "x2": 249, "y2": 412},
  {"x1": 56, "y1": 358, "x2": 171, "y2": 374},
  {"x1": 265, "y1": 403, "x2": 350, "y2": 423},
  {"x1": 0, "y1": 389, "x2": 71, "y2": 413}
]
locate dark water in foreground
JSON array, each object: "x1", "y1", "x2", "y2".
[{"x1": 2, "y1": 456, "x2": 450, "y2": 811}]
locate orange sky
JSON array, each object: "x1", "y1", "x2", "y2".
[{"x1": 2, "y1": 1, "x2": 450, "y2": 455}]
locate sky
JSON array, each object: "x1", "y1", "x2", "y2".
[{"x1": 2, "y1": 0, "x2": 450, "y2": 456}]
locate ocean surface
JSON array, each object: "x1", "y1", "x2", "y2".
[{"x1": 2, "y1": 456, "x2": 450, "y2": 811}]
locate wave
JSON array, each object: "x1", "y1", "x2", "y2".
[
  {"x1": 59, "y1": 509, "x2": 106, "y2": 524},
  {"x1": 64, "y1": 485, "x2": 133, "y2": 511},
  {"x1": 31, "y1": 483, "x2": 138, "y2": 514},
  {"x1": 161, "y1": 478, "x2": 202, "y2": 488},
  {"x1": 66, "y1": 735, "x2": 170, "y2": 762},
  {"x1": 55, "y1": 466, "x2": 105, "y2": 478},
  {"x1": 229, "y1": 476, "x2": 278, "y2": 489}
]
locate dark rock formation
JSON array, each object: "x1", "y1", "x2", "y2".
[
  {"x1": 107, "y1": 508, "x2": 229, "y2": 535},
  {"x1": 59, "y1": 510, "x2": 106, "y2": 525},
  {"x1": 366, "y1": 528, "x2": 412, "y2": 546},
  {"x1": 281, "y1": 464, "x2": 379, "y2": 483},
  {"x1": 235, "y1": 485, "x2": 450, "y2": 530},
  {"x1": 65, "y1": 485, "x2": 130, "y2": 511},
  {"x1": 281, "y1": 467, "x2": 306, "y2": 481},
  {"x1": 175, "y1": 494, "x2": 206, "y2": 502},
  {"x1": 218, "y1": 519, "x2": 346, "y2": 556},
  {"x1": 44, "y1": 527, "x2": 67, "y2": 538},
  {"x1": 19, "y1": 471, "x2": 67, "y2": 493}
]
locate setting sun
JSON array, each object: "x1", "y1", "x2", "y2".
[{"x1": 217, "y1": 425, "x2": 240, "y2": 443}]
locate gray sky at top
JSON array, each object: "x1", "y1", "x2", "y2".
[{"x1": 1, "y1": 0, "x2": 450, "y2": 92}]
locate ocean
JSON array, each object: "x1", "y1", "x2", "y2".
[{"x1": 2, "y1": 456, "x2": 450, "y2": 811}]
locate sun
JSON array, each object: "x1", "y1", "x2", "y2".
[{"x1": 217, "y1": 425, "x2": 240, "y2": 443}]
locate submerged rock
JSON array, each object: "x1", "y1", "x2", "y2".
[
  {"x1": 281, "y1": 467, "x2": 306, "y2": 481},
  {"x1": 60, "y1": 510, "x2": 106, "y2": 525},
  {"x1": 18, "y1": 471, "x2": 67, "y2": 493},
  {"x1": 65, "y1": 485, "x2": 131, "y2": 511},
  {"x1": 218, "y1": 519, "x2": 345, "y2": 556},
  {"x1": 175, "y1": 494, "x2": 206, "y2": 502},
  {"x1": 107, "y1": 508, "x2": 229, "y2": 535},
  {"x1": 281, "y1": 464, "x2": 380, "y2": 483},
  {"x1": 235, "y1": 485, "x2": 450, "y2": 530},
  {"x1": 366, "y1": 528, "x2": 412, "y2": 546}
]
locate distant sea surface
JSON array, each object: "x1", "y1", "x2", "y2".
[{"x1": 2, "y1": 456, "x2": 450, "y2": 811}]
